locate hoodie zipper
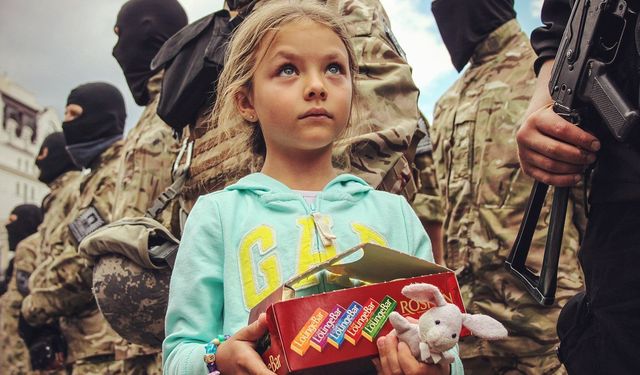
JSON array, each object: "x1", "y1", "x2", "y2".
[{"x1": 306, "y1": 200, "x2": 337, "y2": 292}]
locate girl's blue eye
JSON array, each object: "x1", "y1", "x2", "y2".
[
  {"x1": 279, "y1": 64, "x2": 296, "y2": 76},
  {"x1": 327, "y1": 63, "x2": 342, "y2": 75}
]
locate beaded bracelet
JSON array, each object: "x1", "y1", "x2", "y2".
[{"x1": 204, "y1": 334, "x2": 231, "y2": 375}]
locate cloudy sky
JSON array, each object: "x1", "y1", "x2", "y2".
[{"x1": 0, "y1": 0, "x2": 545, "y2": 131}]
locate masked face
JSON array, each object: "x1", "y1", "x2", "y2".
[
  {"x1": 35, "y1": 132, "x2": 79, "y2": 184},
  {"x1": 5, "y1": 205, "x2": 42, "y2": 251},
  {"x1": 112, "y1": 0, "x2": 188, "y2": 106},
  {"x1": 62, "y1": 82, "x2": 126, "y2": 168},
  {"x1": 431, "y1": 0, "x2": 516, "y2": 71}
]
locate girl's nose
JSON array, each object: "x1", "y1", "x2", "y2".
[{"x1": 304, "y1": 76, "x2": 327, "y2": 100}]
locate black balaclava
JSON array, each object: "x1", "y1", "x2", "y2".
[
  {"x1": 226, "y1": 0, "x2": 254, "y2": 10},
  {"x1": 63, "y1": 82, "x2": 126, "y2": 169},
  {"x1": 35, "y1": 132, "x2": 79, "y2": 184},
  {"x1": 431, "y1": 0, "x2": 516, "y2": 72},
  {"x1": 113, "y1": 0, "x2": 188, "y2": 106},
  {"x1": 5, "y1": 204, "x2": 42, "y2": 251}
]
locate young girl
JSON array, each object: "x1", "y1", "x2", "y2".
[{"x1": 163, "y1": 1, "x2": 463, "y2": 374}]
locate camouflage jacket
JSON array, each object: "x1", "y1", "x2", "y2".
[
  {"x1": 37, "y1": 171, "x2": 83, "y2": 264},
  {"x1": 22, "y1": 141, "x2": 126, "y2": 364},
  {"x1": 112, "y1": 71, "x2": 179, "y2": 224},
  {"x1": 108, "y1": 72, "x2": 178, "y2": 359},
  {"x1": 22, "y1": 171, "x2": 83, "y2": 320},
  {"x1": 182, "y1": 0, "x2": 428, "y2": 210},
  {"x1": 412, "y1": 113, "x2": 445, "y2": 225},
  {"x1": 431, "y1": 20, "x2": 585, "y2": 359},
  {"x1": 0, "y1": 233, "x2": 40, "y2": 374}
]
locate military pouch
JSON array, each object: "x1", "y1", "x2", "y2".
[
  {"x1": 78, "y1": 216, "x2": 179, "y2": 270},
  {"x1": 68, "y1": 205, "x2": 106, "y2": 246},
  {"x1": 151, "y1": 9, "x2": 244, "y2": 132},
  {"x1": 28, "y1": 330, "x2": 67, "y2": 371}
]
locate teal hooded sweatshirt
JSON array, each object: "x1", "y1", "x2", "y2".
[{"x1": 163, "y1": 173, "x2": 463, "y2": 374}]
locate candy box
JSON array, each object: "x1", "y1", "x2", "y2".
[{"x1": 248, "y1": 243, "x2": 465, "y2": 374}]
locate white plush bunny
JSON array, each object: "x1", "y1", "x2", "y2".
[{"x1": 389, "y1": 283, "x2": 508, "y2": 365}]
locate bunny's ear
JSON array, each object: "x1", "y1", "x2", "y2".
[
  {"x1": 401, "y1": 283, "x2": 448, "y2": 306},
  {"x1": 461, "y1": 313, "x2": 508, "y2": 340}
]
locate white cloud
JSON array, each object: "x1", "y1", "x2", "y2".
[
  {"x1": 379, "y1": 0, "x2": 455, "y2": 118},
  {"x1": 532, "y1": 0, "x2": 544, "y2": 17},
  {"x1": 181, "y1": 0, "x2": 224, "y2": 21}
]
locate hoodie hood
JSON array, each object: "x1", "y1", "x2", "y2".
[{"x1": 226, "y1": 173, "x2": 373, "y2": 210}]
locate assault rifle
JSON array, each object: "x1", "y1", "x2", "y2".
[{"x1": 506, "y1": 0, "x2": 640, "y2": 305}]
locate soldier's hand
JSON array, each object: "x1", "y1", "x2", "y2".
[
  {"x1": 516, "y1": 102, "x2": 600, "y2": 187},
  {"x1": 373, "y1": 331, "x2": 450, "y2": 375},
  {"x1": 216, "y1": 313, "x2": 276, "y2": 375},
  {"x1": 516, "y1": 60, "x2": 601, "y2": 187}
]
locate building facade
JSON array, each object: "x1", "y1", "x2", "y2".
[{"x1": 0, "y1": 74, "x2": 60, "y2": 279}]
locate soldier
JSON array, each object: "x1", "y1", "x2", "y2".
[
  {"x1": 428, "y1": 1, "x2": 585, "y2": 374},
  {"x1": 32, "y1": 132, "x2": 83, "y2": 266},
  {"x1": 8, "y1": 133, "x2": 82, "y2": 374},
  {"x1": 111, "y1": 0, "x2": 186, "y2": 221},
  {"x1": 518, "y1": 0, "x2": 640, "y2": 373},
  {"x1": 87, "y1": 0, "x2": 187, "y2": 370},
  {"x1": 0, "y1": 204, "x2": 42, "y2": 374},
  {"x1": 21, "y1": 82, "x2": 129, "y2": 374}
]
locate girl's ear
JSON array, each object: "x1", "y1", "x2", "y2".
[{"x1": 235, "y1": 88, "x2": 258, "y2": 123}]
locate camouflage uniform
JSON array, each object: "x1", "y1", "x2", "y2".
[
  {"x1": 0, "y1": 233, "x2": 40, "y2": 374},
  {"x1": 105, "y1": 71, "x2": 177, "y2": 371},
  {"x1": 182, "y1": 0, "x2": 425, "y2": 211},
  {"x1": 22, "y1": 141, "x2": 129, "y2": 373},
  {"x1": 23, "y1": 172, "x2": 83, "y2": 314},
  {"x1": 413, "y1": 114, "x2": 445, "y2": 225},
  {"x1": 430, "y1": 20, "x2": 584, "y2": 374},
  {"x1": 112, "y1": 71, "x2": 178, "y2": 226},
  {"x1": 37, "y1": 171, "x2": 83, "y2": 264}
]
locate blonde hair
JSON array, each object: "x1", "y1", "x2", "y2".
[{"x1": 210, "y1": 0, "x2": 358, "y2": 157}]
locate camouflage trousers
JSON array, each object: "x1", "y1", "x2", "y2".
[
  {"x1": 462, "y1": 353, "x2": 567, "y2": 375},
  {"x1": 0, "y1": 343, "x2": 30, "y2": 375},
  {"x1": 71, "y1": 353, "x2": 161, "y2": 375}
]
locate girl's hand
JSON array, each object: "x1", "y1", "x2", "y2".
[
  {"x1": 373, "y1": 333, "x2": 450, "y2": 375},
  {"x1": 216, "y1": 313, "x2": 276, "y2": 375}
]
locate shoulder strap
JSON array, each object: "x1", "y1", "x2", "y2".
[{"x1": 145, "y1": 139, "x2": 194, "y2": 220}]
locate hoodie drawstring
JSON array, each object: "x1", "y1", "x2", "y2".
[{"x1": 311, "y1": 212, "x2": 337, "y2": 247}]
